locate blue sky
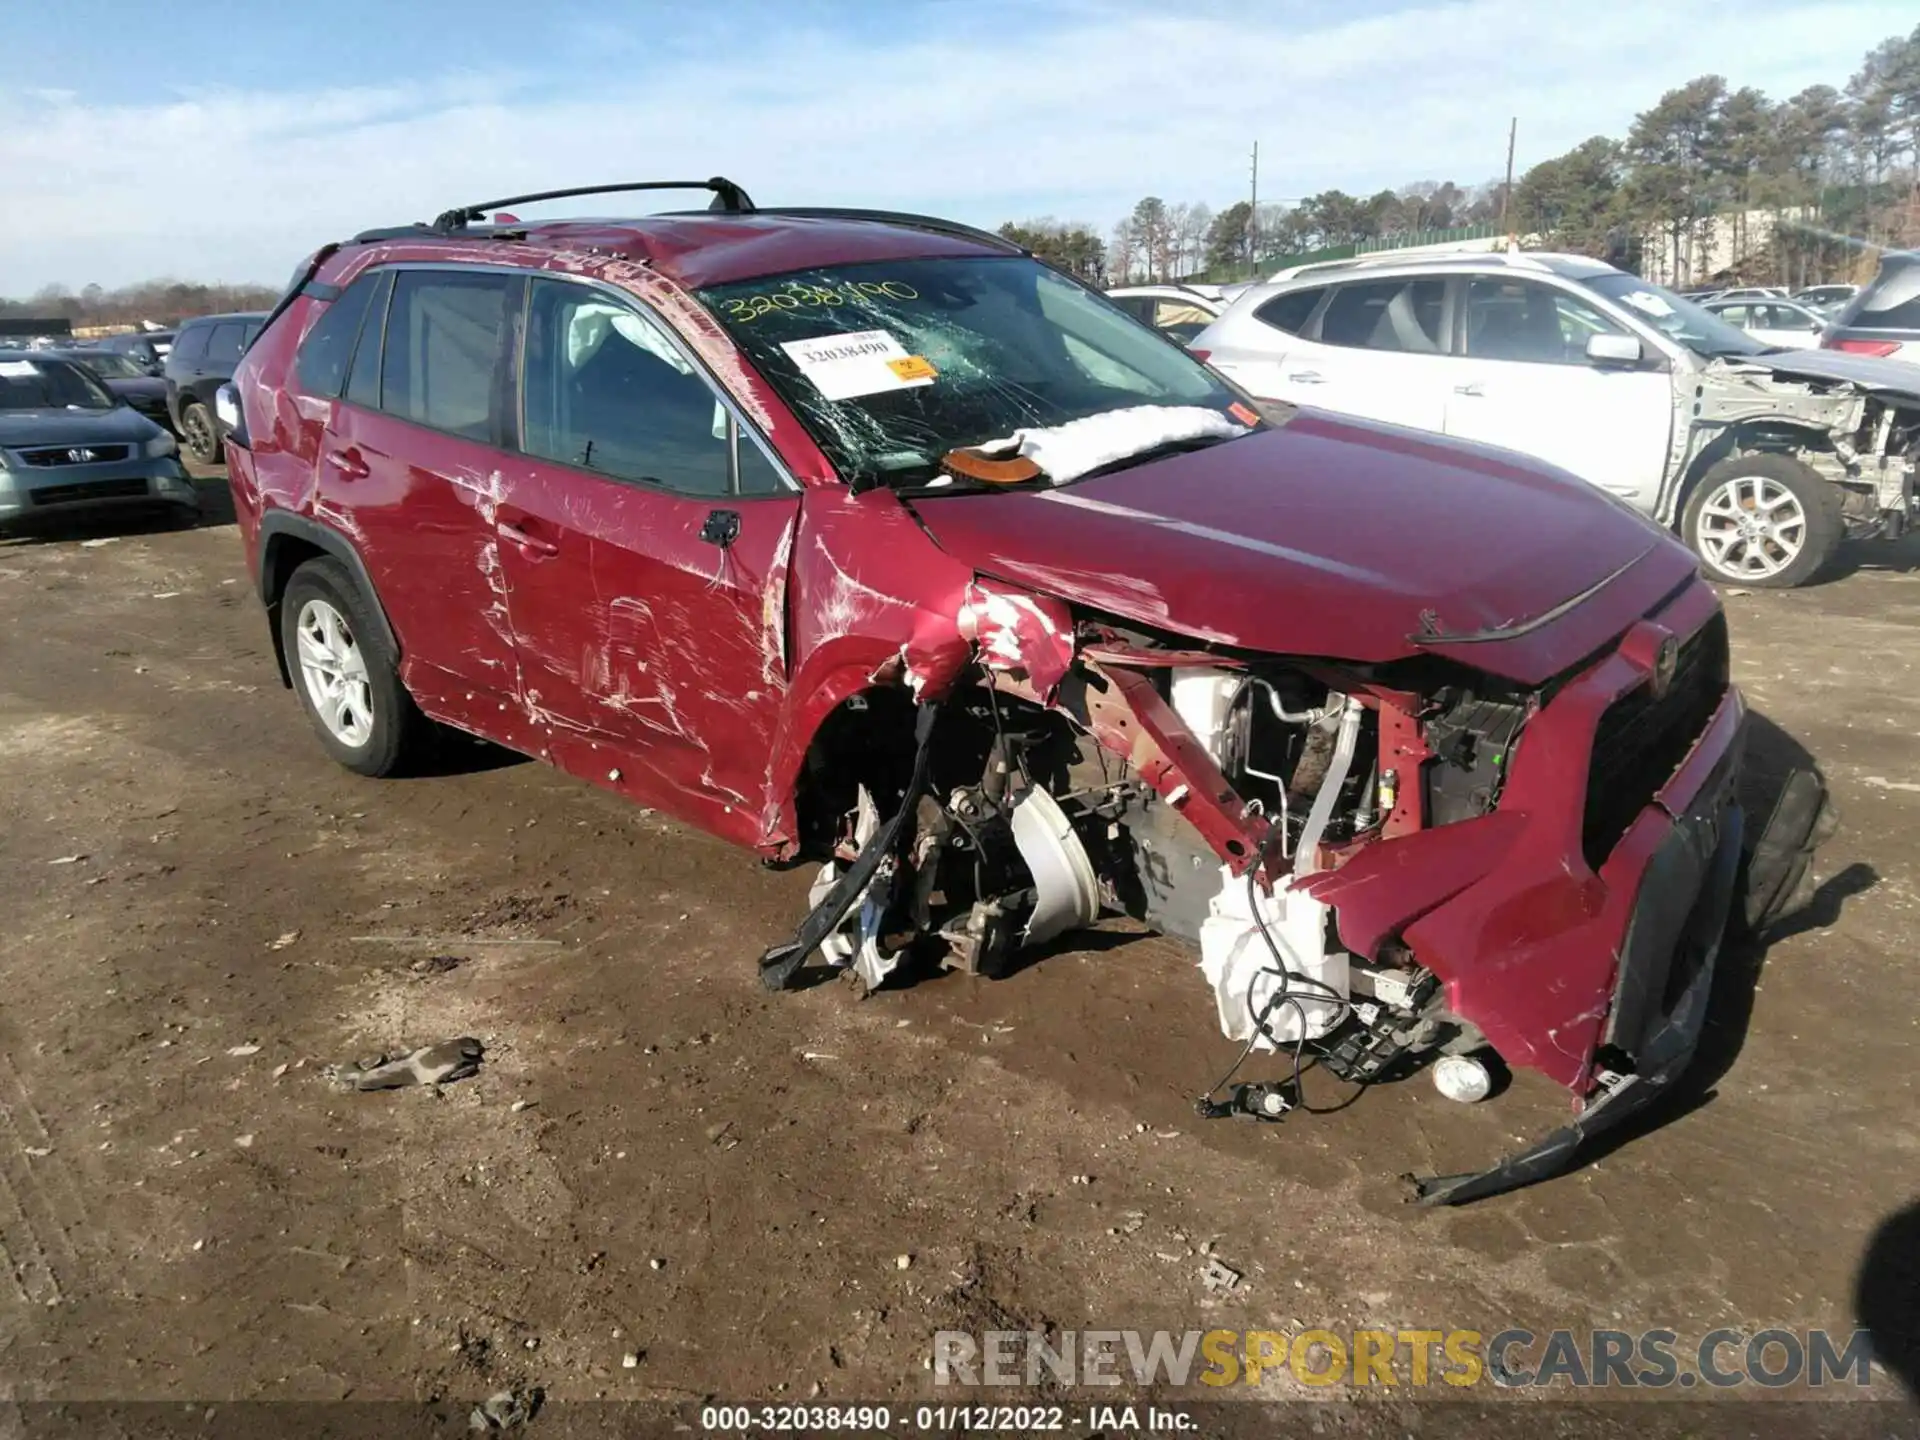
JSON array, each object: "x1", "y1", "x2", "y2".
[{"x1": 2, "y1": 0, "x2": 1913, "y2": 291}]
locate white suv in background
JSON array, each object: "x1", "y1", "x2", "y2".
[{"x1": 1191, "y1": 251, "x2": 1920, "y2": 587}]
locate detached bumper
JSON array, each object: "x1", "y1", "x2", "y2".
[
  {"x1": 0, "y1": 458, "x2": 197, "y2": 520},
  {"x1": 1411, "y1": 750, "x2": 1747, "y2": 1205}
]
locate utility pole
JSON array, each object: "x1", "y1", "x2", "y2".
[
  {"x1": 1248, "y1": 141, "x2": 1260, "y2": 279},
  {"x1": 1498, "y1": 117, "x2": 1517, "y2": 239}
]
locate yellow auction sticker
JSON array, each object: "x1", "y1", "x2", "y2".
[{"x1": 888, "y1": 355, "x2": 937, "y2": 382}]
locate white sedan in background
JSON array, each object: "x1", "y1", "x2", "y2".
[{"x1": 1700, "y1": 296, "x2": 1828, "y2": 349}]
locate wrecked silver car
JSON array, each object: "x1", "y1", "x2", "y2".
[{"x1": 1195, "y1": 254, "x2": 1920, "y2": 588}]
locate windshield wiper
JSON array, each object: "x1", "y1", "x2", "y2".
[{"x1": 1069, "y1": 432, "x2": 1239, "y2": 483}]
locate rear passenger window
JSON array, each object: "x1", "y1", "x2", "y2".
[
  {"x1": 521, "y1": 278, "x2": 733, "y2": 496},
  {"x1": 1318, "y1": 280, "x2": 1446, "y2": 353},
  {"x1": 1254, "y1": 287, "x2": 1323, "y2": 336},
  {"x1": 381, "y1": 270, "x2": 513, "y2": 442},
  {"x1": 345, "y1": 272, "x2": 392, "y2": 409},
  {"x1": 205, "y1": 323, "x2": 246, "y2": 366},
  {"x1": 293, "y1": 274, "x2": 381, "y2": 398},
  {"x1": 172, "y1": 326, "x2": 209, "y2": 364}
]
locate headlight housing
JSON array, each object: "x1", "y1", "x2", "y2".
[{"x1": 144, "y1": 432, "x2": 178, "y2": 459}]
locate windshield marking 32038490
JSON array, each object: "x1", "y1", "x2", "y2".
[{"x1": 699, "y1": 256, "x2": 1251, "y2": 489}]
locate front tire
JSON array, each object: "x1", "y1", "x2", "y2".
[
  {"x1": 280, "y1": 557, "x2": 421, "y2": 777},
  {"x1": 1682, "y1": 454, "x2": 1842, "y2": 589},
  {"x1": 179, "y1": 402, "x2": 221, "y2": 466}
]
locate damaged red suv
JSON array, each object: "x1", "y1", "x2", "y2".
[{"x1": 222, "y1": 180, "x2": 1825, "y2": 1203}]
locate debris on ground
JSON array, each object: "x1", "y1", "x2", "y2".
[
  {"x1": 1200, "y1": 1257, "x2": 1243, "y2": 1294},
  {"x1": 410, "y1": 954, "x2": 466, "y2": 976},
  {"x1": 326, "y1": 1037, "x2": 484, "y2": 1091},
  {"x1": 267, "y1": 930, "x2": 300, "y2": 951},
  {"x1": 469, "y1": 1385, "x2": 541, "y2": 1431},
  {"x1": 48, "y1": 855, "x2": 87, "y2": 866},
  {"x1": 226, "y1": 1043, "x2": 261, "y2": 1057}
]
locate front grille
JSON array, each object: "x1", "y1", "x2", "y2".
[
  {"x1": 21, "y1": 444, "x2": 131, "y2": 467},
  {"x1": 1583, "y1": 613, "x2": 1729, "y2": 871},
  {"x1": 29, "y1": 478, "x2": 150, "y2": 506}
]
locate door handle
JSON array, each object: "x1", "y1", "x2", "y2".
[
  {"x1": 1286, "y1": 370, "x2": 1325, "y2": 384},
  {"x1": 323, "y1": 446, "x2": 370, "y2": 479},
  {"x1": 700, "y1": 509, "x2": 741, "y2": 549},
  {"x1": 1452, "y1": 383, "x2": 1485, "y2": 398},
  {"x1": 498, "y1": 520, "x2": 558, "y2": 557}
]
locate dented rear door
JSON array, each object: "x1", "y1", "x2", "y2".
[{"x1": 317, "y1": 266, "x2": 527, "y2": 736}]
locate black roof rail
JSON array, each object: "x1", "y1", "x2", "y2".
[
  {"x1": 750, "y1": 207, "x2": 1025, "y2": 256},
  {"x1": 430, "y1": 177, "x2": 755, "y2": 232}
]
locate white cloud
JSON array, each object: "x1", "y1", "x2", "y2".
[{"x1": 1, "y1": 0, "x2": 1910, "y2": 289}]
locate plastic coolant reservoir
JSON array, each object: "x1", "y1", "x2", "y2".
[
  {"x1": 1198, "y1": 864, "x2": 1348, "y2": 1047},
  {"x1": 1169, "y1": 667, "x2": 1240, "y2": 764}
]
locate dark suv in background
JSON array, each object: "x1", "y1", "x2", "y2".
[
  {"x1": 95, "y1": 329, "x2": 177, "y2": 373},
  {"x1": 166, "y1": 312, "x2": 264, "y2": 464},
  {"x1": 1823, "y1": 251, "x2": 1919, "y2": 362}
]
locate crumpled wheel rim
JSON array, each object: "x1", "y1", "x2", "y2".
[
  {"x1": 1696, "y1": 474, "x2": 1807, "y2": 580},
  {"x1": 295, "y1": 598, "x2": 374, "y2": 748}
]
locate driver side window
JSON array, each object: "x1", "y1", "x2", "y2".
[
  {"x1": 521, "y1": 280, "x2": 735, "y2": 496},
  {"x1": 1464, "y1": 279, "x2": 1628, "y2": 365}
]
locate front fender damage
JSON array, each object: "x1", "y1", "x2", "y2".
[{"x1": 753, "y1": 556, "x2": 1797, "y2": 1204}]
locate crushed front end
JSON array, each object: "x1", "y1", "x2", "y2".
[{"x1": 761, "y1": 562, "x2": 1819, "y2": 1204}]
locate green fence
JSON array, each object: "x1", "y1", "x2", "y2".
[{"x1": 1191, "y1": 223, "x2": 1504, "y2": 285}]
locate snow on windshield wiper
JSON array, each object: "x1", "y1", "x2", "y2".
[{"x1": 961, "y1": 404, "x2": 1248, "y2": 486}]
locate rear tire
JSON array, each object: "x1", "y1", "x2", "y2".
[
  {"x1": 1681, "y1": 454, "x2": 1842, "y2": 589},
  {"x1": 280, "y1": 557, "x2": 421, "y2": 777},
  {"x1": 179, "y1": 401, "x2": 221, "y2": 466}
]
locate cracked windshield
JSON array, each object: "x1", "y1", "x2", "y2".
[{"x1": 700, "y1": 255, "x2": 1251, "y2": 489}]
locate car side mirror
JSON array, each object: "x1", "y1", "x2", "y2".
[{"x1": 1586, "y1": 333, "x2": 1644, "y2": 367}]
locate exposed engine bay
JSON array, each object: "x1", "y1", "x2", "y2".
[
  {"x1": 774, "y1": 633, "x2": 1532, "y2": 1119},
  {"x1": 750, "y1": 527, "x2": 1813, "y2": 1205},
  {"x1": 1688, "y1": 353, "x2": 1920, "y2": 540}
]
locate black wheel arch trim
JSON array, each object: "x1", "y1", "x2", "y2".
[{"x1": 257, "y1": 510, "x2": 402, "y2": 687}]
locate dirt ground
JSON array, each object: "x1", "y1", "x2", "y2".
[{"x1": 1, "y1": 468, "x2": 1917, "y2": 1428}]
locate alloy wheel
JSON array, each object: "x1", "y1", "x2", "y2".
[
  {"x1": 1694, "y1": 473, "x2": 1807, "y2": 581},
  {"x1": 294, "y1": 598, "x2": 375, "y2": 748},
  {"x1": 182, "y1": 406, "x2": 216, "y2": 462}
]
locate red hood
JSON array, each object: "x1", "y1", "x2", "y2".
[{"x1": 905, "y1": 410, "x2": 1700, "y2": 685}]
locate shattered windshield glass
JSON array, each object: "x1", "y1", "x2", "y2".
[
  {"x1": 1577, "y1": 273, "x2": 1768, "y2": 360},
  {"x1": 699, "y1": 256, "x2": 1251, "y2": 489}
]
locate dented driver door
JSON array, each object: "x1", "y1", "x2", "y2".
[{"x1": 493, "y1": 278, "x2": 800, "y2": 844}]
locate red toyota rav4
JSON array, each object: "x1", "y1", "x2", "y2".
[{"x1": 222, "y1": 180, "x2": 1825, "y2": 1202}]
